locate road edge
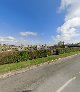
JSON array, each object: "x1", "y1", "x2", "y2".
[{"x1": 0, "y1": 54, "x2": 79, "y2": 79}]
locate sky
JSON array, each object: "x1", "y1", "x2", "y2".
[{"x1": 0, "y1": 0, "x2": 80, "y2": 45}]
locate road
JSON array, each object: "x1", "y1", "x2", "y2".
[{"x1": 0, "y1": 55, "x2": 80, "y2": 92}]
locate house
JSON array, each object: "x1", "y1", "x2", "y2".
[{"x1": 37, "y1": 44, "x2": 47, "y2": 50}]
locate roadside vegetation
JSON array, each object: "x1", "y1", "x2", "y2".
[{"x1": 0, "y1": 48, "x2": 80, "y2": 74}]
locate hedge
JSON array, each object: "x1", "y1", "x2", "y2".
[{"x1": 0, "y1": 48, "x2": 80, "y2": 65}]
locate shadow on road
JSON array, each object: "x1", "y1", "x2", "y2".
[{"x1": 22, "y1": 90, "x2": 32, "y2": 92}]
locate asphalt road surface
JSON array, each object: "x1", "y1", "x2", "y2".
[{"x1": 0, "y1": 55, "x2": 80, "y2": 92}]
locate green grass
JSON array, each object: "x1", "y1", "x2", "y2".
[{"x1": 0, "y1": 51, "x2": 80, "y2": 74}]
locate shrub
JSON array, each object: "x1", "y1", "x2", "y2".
[
  {"x1": 0, "y1": 51, "x2": 29, "y2": 65},
  {"x1": 0, "y1": 47, "x2": 80, "y2": 65}
]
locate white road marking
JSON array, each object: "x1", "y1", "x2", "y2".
[
  {"x1": 56, "y1": 77, "x2": 76, "y2": 92},
  {"x1": 79, "y1": 72, "x2": 80, "y2": 74}
]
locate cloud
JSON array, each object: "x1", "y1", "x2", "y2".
[
  {"x1": 0, "y1": 36, "x2": 15, "y2": 42},
  {"x1": 0, "y1": 36, "x2": 18, "y2": 44},
  {"x1": 20, "y1": 31, "x2": 37, "y2": 36},
  {"x1": 7, "y1": 36, "x2": 15, "y2": 40},
  {"x1": 0, "y1": 35, "x2": 41, "y2": 46},
  {"x1": 56, "y1": 0, "x2": 80, "y2": 43}
]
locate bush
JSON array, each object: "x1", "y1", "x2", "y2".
[
  {"x1": 0, "y1": 52, "x2": 18, "y2": 65},
  {"x1": 0, "y1": 51, "x2": 29, "y2": 65},
  {"x1": 17, "y1": 51, "x2": 29, "y2": 62},
  {"x1": 0, "y1": 47, "x2": 80, "y2": 65}
]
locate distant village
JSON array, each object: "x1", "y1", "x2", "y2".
[{"x1": 0, "y1": 41, "x2": 80, "y2": 52}]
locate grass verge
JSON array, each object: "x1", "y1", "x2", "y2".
[{"x1": 0, "y1": 51, "x2": 80, "y2": 74}]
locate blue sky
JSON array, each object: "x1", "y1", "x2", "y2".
[{"x1": 0, "y1": 0, "x2": 66, "y2": 45}]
